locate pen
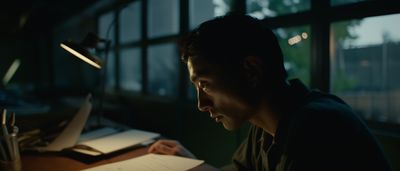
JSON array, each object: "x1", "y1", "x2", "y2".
[
  {"x1": 9, "y1": 112, "x2": 15, "y2": 132},
  {"x1": 1, "y1": 109, "x2": 14, "y2": 161},
  {"x1": 10, "y1": 112, "x2": 20, "y2": 161}
]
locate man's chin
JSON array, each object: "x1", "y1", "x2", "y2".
[{"x1": 221, "y1": 121, "x2": 240, "y2": 131}]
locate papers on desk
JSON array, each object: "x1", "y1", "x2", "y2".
[
  {"x1": 72, "y1": 128, "x2": 160, "y2": 156},
  {"x1": 36, "y1": 94, "x2": 92, "y2": 152},
  {"x1": 31, "y1": 93, "x2": 160, "y2": 156},
  {"x1": 81, "y1": 153, "x2": 204, "y2": 171}
]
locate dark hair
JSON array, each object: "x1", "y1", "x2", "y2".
[{"x1": 180, "y1": 14, "x2": 288, "y2": 83}]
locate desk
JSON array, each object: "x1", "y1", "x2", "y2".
[{"x1": 22, "y1": 147, "x2": 220, "y2": 171}]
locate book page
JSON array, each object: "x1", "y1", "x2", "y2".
[
  {"x1": 81, "y1": 153, "x2": 204, "y2": 171},
  {"x1": 78, "y1": 129, "x2": 159, "y2": 154},
  {"x1": 37, "y1": 94, "x2": 92, "y2": 151}
]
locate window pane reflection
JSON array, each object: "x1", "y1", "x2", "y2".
[
  {"x1": 148, "y1": 0, "x2": 179, "y2": 38},
  {"x1": 189, "y1": 0, "x2": 231, "y2": 29},
  {"x1": 331, "y1": 14, "x2": 400, "y2": 124},
  {"x1": 120, "y1": 48, "x2": 142, "y2": 91},
  {"x1": 119, "y1": 1, "x2": 141, "y2": 43},
  {"x1": 148, "y1": 43, "x2": 179, "y2": 97},
  {"x1": 247, "y1": 0, "x2": 310, "y2": 19},
  {"x1": 274, "y1": 26, "x2": 311, "y2": 85},
  {"x1": 99, "y1": 12, "x2": 115, "y2": 46},
  {"x1": 99, "y1": 50, "x2": 115, "y2": 90}
]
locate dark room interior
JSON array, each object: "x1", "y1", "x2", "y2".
[{"x1": 1, "y1": 0, "x2": 400, "y2": 170}]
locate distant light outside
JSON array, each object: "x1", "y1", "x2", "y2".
[
  {"x1": 274, "y1": 26, "x2": 311, "y2": 85},
  {"x1": 330, "y1": 13, "x2": 400, "y2": 124},
  {"x1": 246, "y1": 0, "x2": 310, "y2": 19}
]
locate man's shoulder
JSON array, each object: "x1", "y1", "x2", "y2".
[
  {"x1": 291, "y1": 90, "x2": 368, "y2": 133},
  {"x1": 299, "y1": 90, "x2": 354, "y2": 117}
]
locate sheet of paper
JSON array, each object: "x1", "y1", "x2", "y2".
[
  {"x1": 78, "y1": 129, "x2": 159, "y2": 154},
  {"x1": 81, "y1": 153, "x2": 204, "y2": 171},
  {"x1": 37, "y1": 94, "x2": 92, "y2": 151},
  {"x1": 77, "y1": 127, "x2": 118, "y2": 143}
]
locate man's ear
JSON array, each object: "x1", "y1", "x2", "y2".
[{"x1": 243, "y1": 56, "x2": 263, "y2": 87}]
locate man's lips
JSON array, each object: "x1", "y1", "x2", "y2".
[{"x1": 210, "y1": 112, "x2": 223, "y2": 122}]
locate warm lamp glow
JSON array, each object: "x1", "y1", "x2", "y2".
[{"x1": 60, "y1": 43, "x2": 102, "y2": 69}]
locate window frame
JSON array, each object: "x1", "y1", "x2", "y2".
[{"x1": 256, "y1": 0, "x2": 400, "y2": 130}]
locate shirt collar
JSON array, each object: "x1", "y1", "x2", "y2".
[{"x1": 273, "y1": 78, "x2": 311, "y2": 145}]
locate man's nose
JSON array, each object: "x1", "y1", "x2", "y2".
[{"x1": 197, "y1": 88, "x2": 213, "y2": 112}]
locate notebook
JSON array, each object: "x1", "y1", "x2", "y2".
[{"x1": 72, "y1": 128, "x2": 160, "y2": 156}]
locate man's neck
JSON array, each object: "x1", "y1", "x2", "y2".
[{"x1": 248, "y1": 100, "x2": 280, "y2": 137}]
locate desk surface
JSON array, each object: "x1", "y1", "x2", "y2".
[{"x1": 22, "y1": 147, "x2": 220, "y2": 171}]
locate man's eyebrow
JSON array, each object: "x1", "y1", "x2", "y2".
[
  {"x1": 190, "y1": 69, "x2": 209, "y2": 83},
  {"x1": 190, "y1": 74, "x2": 198, "y2": 83}
]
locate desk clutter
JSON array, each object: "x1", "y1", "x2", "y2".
[
  {"x1": 3, "y1": 94, "x2": 204, "y2": 171},
  {"x1": 0, "y1": 109, "x2": 22, "y2": 171},
  {"x1": 16, "y1": 94, "x2": 159, "y2": 157}
]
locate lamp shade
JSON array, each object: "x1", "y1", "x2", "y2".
[{"x1": 60, "y1": 41, "x2": 103, "y2": 69}]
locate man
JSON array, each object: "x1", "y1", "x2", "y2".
[{"x1": 148, "y1": 14, "x2": 391, "y2": 171}]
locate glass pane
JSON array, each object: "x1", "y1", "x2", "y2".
[
  {"x1": 99, "y1": 50, "x2": 116, "y2": 90},
  {"x1": 331, "y1": 0, "x2": 368, "y2": 6},
  {"x1": 274, "y1": 26, "x2": 311, "y2": 85},
  {"x1": 119, "y1": 1, "x2": 141, "y2": 43},
  {"x1": 189, "y1": 0, "x2": 232, "y2": 29},
  {"x1": 247, "y1": 0, "x2": 310, "y2": 19},
  {"x1": 148, "y1": 43, "x2": 179, "y2": 97},
  {"x1": 330, "y1": 14, "x2": 400, "y2": 124},
  {"x1": 148, "y1": 0, "x2": 179, "y2": 38},
  {"x1": 120, "y1": 48, "x2": 142, "y2": 91},
  {"x1": 99, "y1": 12, "x2": 116, "y2": 46}
]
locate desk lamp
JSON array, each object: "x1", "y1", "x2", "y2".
[{"x1": 60, "y1": 33, "x2": 111, "y2": 129}]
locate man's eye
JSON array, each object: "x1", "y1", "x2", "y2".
[{"x1": 198, "y1": 81, "x2": 210, "y2": 92}]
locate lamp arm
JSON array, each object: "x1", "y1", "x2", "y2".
[{"x1": 96, "y1": 40, "x2": 111, "y2": 127}]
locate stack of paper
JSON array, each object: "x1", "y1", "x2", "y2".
[{"x1": 81, "y1": 153, "x2": 204, "y2": 171}]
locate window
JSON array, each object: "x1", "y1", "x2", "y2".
[
  {"x1": 119, "y1": 1, "x2": 143, "y2": 92},
  {"x1": 103, "y1": 50, "x2": 116, "y2": 89},
  {"x1": 331, "y1": 0, "x2": 369, "y2": 6},
  {"x1": 148, "y1": 43, "x2": 179, "y2": 97},
  {"x1": 148, "y1": 0, "x2": 179, "y2": 38},
  {"x1": 247, "y1": 0, "x2": 311, "y2": 19},
  {"x1": 331, "y1": 14, "x2": 400, "y2": 124},
  {"x1": 99, "y1": 12, "x2": 116, "y2": 46},
  {"x1": 189, "y1": 0, "x2": 231, "y2": 29},
  {"x1": 274, "y1": 26, "x2": 311, "y2": 85},
  {"x1": 120, "y1": 48, "x2": 142, "y2": 91},
  {"x1": 119, "y1": 1, "x2": 141, "y2": 43}
]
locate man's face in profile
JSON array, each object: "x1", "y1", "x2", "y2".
[{"x1": 187, "y1": 56, "x2": 257, "y2": 131}]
